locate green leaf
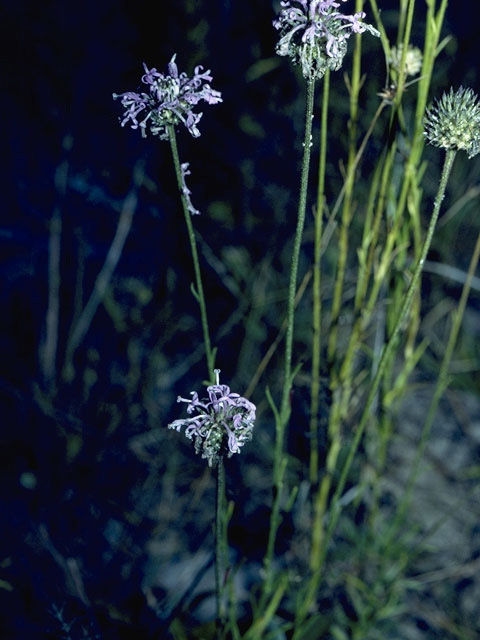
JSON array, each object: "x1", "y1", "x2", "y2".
[
  {"x1": 190, "y1": 281, "x2": 200, "y2": 302},
  {"x1": 266, "y1": 386, "x2": 280, "y2": 425}
]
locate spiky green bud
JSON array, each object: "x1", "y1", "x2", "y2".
[{"x1": 424, "y1": 87, "x2": 480, "y2": 159}]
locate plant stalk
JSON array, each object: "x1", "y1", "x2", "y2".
[
  {"x1": 310, "y1": 68, "x2": 330, "y2": 485},
  {"x1": 263, "y1": 75, "x2": 316, "y2": 601},
  {"x1": 215, "y1": 457, "x2": 225, "y2": 638},
  {"x1": 168, "y1": 125, "x2": 215, "y2": 382}
]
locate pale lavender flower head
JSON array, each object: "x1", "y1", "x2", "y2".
[
  {"x1": 112, "y1": 55, "x2": 222, "y2": 140},
  {"x1": 168, "y1": 370, "x2": 256, "y2": 467},
  {"x1": 273, "y1": 0, "x2": 379, "y2": 79}
]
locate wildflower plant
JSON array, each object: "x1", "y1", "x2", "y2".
[
  {"x1": 167, "y1": 370, "x2": 255, "y2": 633},
  {"x1": 114, "y1": 56, "x2": 229, "y2": 634},
  {"x1": 263, "y1": 0, "x2": 381, "y2": 609},
  {"x1": 113, "y1": 55, "x2": 222, "y2": 380},
  {"x1": 168, "y1": 369, "x2": 256, "y2": 468}
]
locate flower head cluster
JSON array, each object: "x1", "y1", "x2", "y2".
[
  {"x1": 168, "y1": 370, "x2": 256, "y2": 467},
  {"x1": 273, "y1": 0, "x2": 380, "y2": 79},
  {"x1": 389, "y1": 43, "x2": 422, "y2": 77},
  {"x1": 113, "y1": 55, "x2": 222, "y2": 140},
  {"x1": 424, "y1": 87, "x2": 480, "y2": 159}
]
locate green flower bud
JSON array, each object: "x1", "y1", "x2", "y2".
[
  {"x1": 424, "y1": 87, "x2": 480, "y2": 159},
  {"x1": 389, "y1": 43, "x2": 422, "y2": 77}
]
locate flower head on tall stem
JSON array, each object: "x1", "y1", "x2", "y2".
[
  {"x1": 273, "y1": 0, "x2": 379, "y2": 79},
  {"x1": 424, "y1": 86, "x2": 480, "y2": 159},
  {"x1": 168, "y1": 370, "x2": 256, "y2": 467},
  {"x1": 113, "y1": 55, "x2": 222, "y2": 140}
]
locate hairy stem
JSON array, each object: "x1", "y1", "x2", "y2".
[
  {"x1": 279, "y1": 75, "x2": 316, "y2": 430},
  {"x1": 168, "y1": 125, "x2": 216, "y2": 382},
  {"x1": 263, "y1": 75, "x2": 316, "y2": 601},
  {"x1": 215, "y1": 457, "x2": 225, "y2": 638}
]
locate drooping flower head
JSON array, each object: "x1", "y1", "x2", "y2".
[
  {"x1": 168, "y1": 370, "x2": 256, "y2": 467},
  {"x1": 424, "y1": 87, "x2": 480, "y2": 159},
  {"x1": 112, "y1": 55, "x2": 222, "y2": 140},
  {"x1": 273, "y1": 0, "x2": 380, "y2": 79}
]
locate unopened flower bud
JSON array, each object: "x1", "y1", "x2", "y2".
[
  {"x1": 424, "y1": 87, "x2": 480, "y2": 159},
  {"x1": 389, "y1": 43, "x2": 422, "y2": 77}
]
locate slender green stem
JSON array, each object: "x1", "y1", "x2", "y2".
[
  {"x1": 393, "y1": 0, "x2": 415, "y2": 110},
  {"x1": 243, "y1": 575, "x2": 288, "y2": 640},
  {"x1": 389, "y1": 224, "x2": 480, "y2": 539},
  {"x1": 261, "y1": 457, "x2": 287, "y2": 607},
  {"x1": 327, "y1": 0, "x2": 363, "y2": 363},
  {"x1": 338, "y1": 141, "x2": 396, "y2": 392},
  {"x1": 263, "y1": 75, "x2": 315, "y2": 602},
  {"x1": 368, "y1": 0, "x2": 391, "y2": 68},
  {"x1": 365, "y1": 0, "x2": 447, "y2": 326},
  {"x1": 353, "y1": 149, "x2": 384, "y2": 311},
  {"x1": 379, "y1": 0, "x2": 448, "y2": 383},
  {"x1": 310, "y1": 69, "x2": 330, "y2": 485},
  {"x1": 279, "y1": 75, "x2": 316, "y2": 430},
  {"x1": 320, "y1": 100, "x2": 386, "y2": 252},
  {"x1": 215, "y1": 457, "x2": 225, "y2": 638},
  {"x1": 311, "y1": 107, "x2": 388, "y2": 565},
  {"x1": 296, "y1": 149, "x2": 456, "y2": 632},
  {"x1": 331, "y1": 149, "x2": 455, "y2": 524},
  {"x1": 395, "y1": 0, "x2": 421, "y2": 372},
  {"x1": 413, "y1": 0, "x2": 449, "y2": 155},
  {"x1": 168, "y1": 125, "x2": 215, "y2": 382}
]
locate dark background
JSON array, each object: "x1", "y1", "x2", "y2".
[{"x1": 1, "y1": 1, "x2": 480, "y2": 638}]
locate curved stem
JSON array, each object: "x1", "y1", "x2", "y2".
[{"x1": 168, "y1": 125, "x2": 215, "y2": 382}]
